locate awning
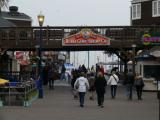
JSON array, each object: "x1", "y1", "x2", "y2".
[
  {"x1": 150, "y1": 50, "x2": 160, "y2": 57},
  {"x1": 0, "y1": 78, "x2": 9, "y2": 86},
  {"x1": 135, "y1": 54, "x2": 156, "y2": 61}
]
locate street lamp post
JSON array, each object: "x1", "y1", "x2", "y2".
[
  {"x1": 132, "y1": 44, "x2": 136, "y2": 76},
  {"x1": 37, "y1": 12, "x2": 44, "y2": 98}
]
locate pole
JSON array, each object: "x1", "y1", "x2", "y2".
[
  {"x1": 88, "y1": 51, "x2": 89, "y2": 69},
  {"x1": 157, "y1": 79, "x2": 160, "y2": 99},
  {"x1": 38, "y1": 26, "x2": 43, "y2": 98},
  {"x1": 132, "y1": 45, "x2": 136, "y2": 76},
  {"x1": 74, "y1": 51, "x2": 75, "y2": 68}
]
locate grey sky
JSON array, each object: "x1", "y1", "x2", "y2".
[
  {"x1": 9, "y1": 0, "x2": 130, "y2": 68},
  {"x1": 10, "y1": 0, "x2": 131, "y2": 26}
]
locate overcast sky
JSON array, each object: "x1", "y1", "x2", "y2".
[
  {"x1": 9, "y1": 0, "x2": 131, "y2": 26},
  {"x1": 9, "y1": 0, "x2": 131, "y2": 68}
]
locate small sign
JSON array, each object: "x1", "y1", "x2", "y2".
[{"x1": 62, "y1": 29, "x2": 110, "y2": 46}]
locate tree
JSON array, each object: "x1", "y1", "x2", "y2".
[{"x1": 0, "y1": 0, "x2": 9, "y2": 12}]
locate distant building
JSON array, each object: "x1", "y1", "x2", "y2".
[{"x1": 0, "y1": 6, "x2": 32, "y2": 73}]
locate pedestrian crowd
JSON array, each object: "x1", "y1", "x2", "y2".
[
  {"x1": 70, "y1": 64, "x2": 145, "y2": 108},
  {"x1": 37, "y1": 61, "x2": 145, "y2": 108}
]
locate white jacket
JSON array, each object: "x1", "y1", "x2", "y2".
[
  {"x1": 107, "y1": 74, "x2": 119, "y2": 85},
  {"x1": 74, "y1": 76, "x2": 89, "y2": 92}
]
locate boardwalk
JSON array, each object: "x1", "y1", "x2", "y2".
[{"x1": 0, "y1": 81, "x2": 159, "y2": 120}]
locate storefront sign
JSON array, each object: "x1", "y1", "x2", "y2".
[
  {"x1": 62, "y1": 29, "x2": 110, "y2": 46},
  {"x1": 142, "y1": 34, "x2": 160, "y2": 45}
]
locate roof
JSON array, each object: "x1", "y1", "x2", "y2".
[
  {"x1": 0, "y1": 11, "x2": 31, "y2": 21},
  {"x1": 131, "y1": 0, "x2": 150, "y2": 4},
  {"x1": 0, "y1": 16, "x2": 16, "y2": 27}
]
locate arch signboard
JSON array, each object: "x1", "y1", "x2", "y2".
[{"x1": 62, "y1": 29, "x2": 110, "y2": 46}]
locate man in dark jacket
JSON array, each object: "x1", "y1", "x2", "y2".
[{"x1": 125, "y1": 69, "x2": 135, "y2": 100}]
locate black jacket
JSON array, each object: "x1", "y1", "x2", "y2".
[
  {"x1": 124, "y1": 72, "x2": 135, "y2": 85},
  {"x1": 94, "y1": 76, "x2": 107, "y2": 94}
]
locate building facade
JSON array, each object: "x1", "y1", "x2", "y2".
[
  {"x1": 131, "y1": 0, "x2": 160, "y2": 25},
  {"x1": 0, "y1": 6, "x2": 32, "y2": 27},
  {"x1": 131, "y1": 0, "x2": 160, "y2": 90}
]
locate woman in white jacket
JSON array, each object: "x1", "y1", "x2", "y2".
[
  {"x1": 74, "y1": 72, "x2": 89, "y2": 107},
  {"x1": 107, "y1": 72, "x2": 119, "y2": 99}
]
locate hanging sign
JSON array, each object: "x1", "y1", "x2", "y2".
[{"x1": 62, "y1": 29, "x2": 110, "y2": 46}]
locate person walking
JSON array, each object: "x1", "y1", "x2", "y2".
[
  {"x1": 94, "y1": 72, "x2": 107, "y2": 108},
  {"x1": 124, "y1": 69, "x2": 135, "y2": 100},
  {"x1": 71, "y1": 69, "x2": 79, "y2": 99},
  {"x1": 134, "y1": 73, "x2": 144, "y2": 100},
  {"x1": 107, "y1": 71, "x2": 119, "y2": 99},
  {"x1": 60, "y1": 64, "x2": 66, "y2": 81},
  {"x1": 48, "y1": 66, "x2": 54, "y2": 90},
  {"x1": 88, "y1": 72, "x2": 96, "y2": 100},
  {"x1": 74, "y1": 72, "x2": 89, "y2": 107}
]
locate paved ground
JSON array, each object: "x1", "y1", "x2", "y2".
[{"x1": 0, "y1": 81, "x2": 159, "y2": 120}]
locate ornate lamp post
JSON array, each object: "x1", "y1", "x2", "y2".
[{"x1": 37, "y1": 12, "x2": 44, "y2": 98}]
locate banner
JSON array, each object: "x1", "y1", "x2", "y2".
[{"x1": 62, "y1": 29, "x2": 110, "y2": 46}]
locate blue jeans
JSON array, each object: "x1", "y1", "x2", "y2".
[
  {"x1": 111, "y1": 85, "x2": 117, "y2": 98},
  {"x1": 60, "y1": 73, "x2": 66, "y2": 81},
  {"x1": 126, "y1": 84, "x2": 133, "y2": 99},
  {"x1": 79, "y1": 92, "x2": 85, "y2": 106}
]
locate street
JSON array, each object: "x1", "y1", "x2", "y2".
[{"x1": 0, "y1": 83, "x2": 159, "y2": 120}]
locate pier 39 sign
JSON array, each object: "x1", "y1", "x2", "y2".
[{"x1": 62, "y1": 29, "x2": 110, "y2": 46}]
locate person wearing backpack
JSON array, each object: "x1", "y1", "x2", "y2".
[
  {"x1": 74, "y1": 72, "x2": 89, "y2": 107},
  {"x1": 107, "y1": 71, "x2": 119, "y2": 99}
]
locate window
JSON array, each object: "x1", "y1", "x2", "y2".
[
  {"x1": 132, "y1": 3, "x2": 141, "y2": 20},
  {"x1": 19, "y1": 31, "x2": 27, "y2": 40},
  {"x1": 144, "y1": 65, "x2": 160, "y2": 80},
  {"x1": 152, "y1": 0, "x2": 160, "y2": 17}
]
